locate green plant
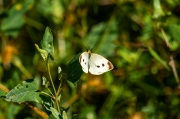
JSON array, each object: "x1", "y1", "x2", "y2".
[
  {"x1": 1, "y1": 27, "x2": 84, "y2": 119},
  {"x1": 1, "y1": 0, "x2": 180, "y2": 119}
]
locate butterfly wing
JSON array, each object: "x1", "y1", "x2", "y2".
[
  {"x1": 79, "y1": 52, "x2": 89, "y2": 73},
  {"x1": 88, "y1": 53, "x2": 114, "y2": 75}
]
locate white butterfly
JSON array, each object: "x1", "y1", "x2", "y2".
[{"x1": 79, "y1": 50, "x2": 114, "y2": 75}]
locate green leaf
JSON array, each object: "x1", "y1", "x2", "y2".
[
  {"x1": 85, "y1": 19, "x2": 118, "y2": 57},
  {"x1": 81, "y1": 106, "x2": 96, "y2": 119},
  {"x1": 62, "y1": 111, "x2": 68, "y2": 119},
  {"x1": 117, "y1": 47, "x2": 139, "y2": 65},
  {"x1": 42, "y1": 76, "x2": 50, "y2": 88},
  {"x1": 168, "y1": 24, "x2": 180, "y2": 44},
  {"x1": 41, "y1": 27, "x2": 54, "y2": 56},
  {"x1": 58, "y1": 66, "x2": 63, "y2": 80},
  {"x1": 35, "y1": 44, "x2": 54, "y2": 64},
  {"x1": 40, "y1": 95, "x2": 54, "y2": 114},
  {"x1": 5, "y1": 79, "x2": 39, "y2": 103},
  {"x1": 36, "y1": 0, "x2": 64, "y2": 24},
  {"x1": 35, "y1": 44, "x2": 49, "y2": 61},
  {"x1": 66, "y1": 53, "x2": 83, "y2": 83},
  {"x1": 57, "y1": 94, "x2": 61, "y2": 101},
  {"x1": 0, "y1": 0, "x2": 34, "y2": 37},
  {"x1": 148, "y1": 47, "x2": 170, "y2": 70},
  {"x1": 7, "y1": 104, "x2": 22, "y2": 119},
  {"x1": 50, "y1": 107, "x2": 62, "y2": 119},
  {"x1": 153, "y1": 0, "x2": 164, "y2": 18},
  {"x1": 60, "y1": 107, "x2": 70, "y2": 115},
  {"x1": 58, "y1": 66, "x2": 62, "y2": 75}
]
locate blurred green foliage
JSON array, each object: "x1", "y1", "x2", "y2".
[{"x1": 1, "y1": 0, "x2": 180, "y2": 119}]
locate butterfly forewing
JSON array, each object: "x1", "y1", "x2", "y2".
[
  {"x1": 79, "y1": 52, "x2": 89, "y2": 73},
  {"x1": 88, "y1": 53, "x2": 114, "y2": 75}
]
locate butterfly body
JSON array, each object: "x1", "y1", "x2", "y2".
[{"x1": 79, "y1": 50, "x2": 114, "y2": 75}]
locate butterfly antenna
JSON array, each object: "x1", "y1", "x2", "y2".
[
  {"x1": 82, "y1": 42, "x2": 90, "y2": 51},
  {"x1": 89, "y1": 45, "x2": 95, "y2": 51}
]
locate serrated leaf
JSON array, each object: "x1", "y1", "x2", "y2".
[
  {"x1": 66, "y1": 53, "x2": 83, "y2": 83},
  {"x1": 85, "y1": 19, "x2": 118, "y2": 57},
  {"x1": 0, "y1": 0, "x2": 34, "y2": 37},
  {"x1": 50, "y1": 107, "x2": 62, "y2": 119},
  {"x1": 5, "y1": 79, "x2": 39, "y2": 103},
  {"x1": 41, "y1": 27, "x2": 54, "y2": 56}
]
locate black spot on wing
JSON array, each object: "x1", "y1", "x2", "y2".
[
  {"x1": 81, "y1": 56, "x2": 87, "y2": 65},
  {"x1": 107, "y1": 62, "x2": 114, "y2": 70}
]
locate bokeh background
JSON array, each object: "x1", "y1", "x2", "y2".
[{"x1": 1, "y1": 0, "x2": 180, "y2": 118}]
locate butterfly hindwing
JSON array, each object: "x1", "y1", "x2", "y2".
[
  {"x1": 88, "y1": 53, "x2": 114, "y2": 75},
  {"x1": 79, "y1": 52, "x2": 89, "y2": 73}
]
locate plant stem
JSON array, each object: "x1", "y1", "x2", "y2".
[
  {"x1": 47, "y1": 63, "x2": 60, "y2": 113},
  {"x1": 41, "y1": 91, "x2": 54, "y2": 98},
  {"x1": 161, "y1": 28, "x2": 180, "y2": 88},
  {"x1": 47, "y1": 87, "x2": 54, "y2": 96},
  {"x1": 0, "y1": 83, "x2": 9, "y2": 93}
]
